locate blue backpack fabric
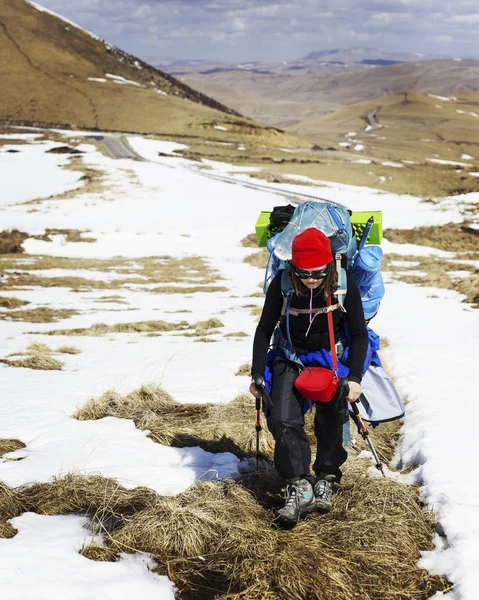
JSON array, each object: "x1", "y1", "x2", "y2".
[
  {"x1": 350, "y1": 246, "x2": 385, "y2": 321},
  {"x1": 272, "y1": 201, "x2": 357, "y2": 264},
  {"x1": 264, "y1": 200, "x2": 357, "y2": 294}
]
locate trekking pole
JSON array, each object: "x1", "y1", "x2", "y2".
[
  {"x1": 253, "y1": 375, "x2": 272, "y2": 472},
  {"x1": 350, "y1": 401, "x2": 386, "y2": 477}
]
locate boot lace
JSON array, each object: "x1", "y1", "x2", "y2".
[
  {"x1": 283, "y1": 483, "x2": 300, "y2": 509},
  {"x1": 315, "y1": 479, "x2": 331, "y2": 499}
]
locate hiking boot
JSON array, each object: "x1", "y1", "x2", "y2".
[
  {"x1": 313, "y1": 474, "x2": 336, "y2": 513},
  {"x1": 275, "y1": 478, "x2": 316, "y2": 527}
]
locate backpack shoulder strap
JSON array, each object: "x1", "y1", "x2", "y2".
[
  {"x1": 280, "y1": 263, "x2": 292, "y2": 295},
  {"x1": 333, "y1": 253, "x2": 348, "y2": 312}
]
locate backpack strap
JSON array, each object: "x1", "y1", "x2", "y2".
[
  {"x1": 334, "y1": 253, "x2": 347, "y2": 312},
  {"x1": 280, "y1": 264, "x2": 292, "y2": 295}
]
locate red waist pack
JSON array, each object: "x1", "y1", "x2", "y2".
[
  {"x1": 293, "y1": 295, "x2": 339, "y2": 403},
  {"x1": 294, "y1": 367, "x2": 338, "y2": 403}
]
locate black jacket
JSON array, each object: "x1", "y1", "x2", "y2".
[{"x1": 251, "y1": 270, "x2": 368, "y2": 383}]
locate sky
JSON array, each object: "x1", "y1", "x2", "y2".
[{"x1": 30, "y1": 0, "x2": 479, "y2": 63}]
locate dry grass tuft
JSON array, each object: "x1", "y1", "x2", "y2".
[
  {"x1": 194, "y1": 318, "x2": 224, "y2": 333},
  {"x1": 243, "y1": 249, "x2": 269, "y2": 268},
  {"x1": 150, "y1": 285, "x2": 229, "y2": 294},
  {"x1": 0, "y1": 254, "x2": 225, "y2": 293},
  {"x1": 0, "y1": 439, "x2": 26, "y2": 458},
  {"x1": 0, "y1": 296, "x2": 29, "y2": 309},
  {"x1": 384, "y1": 222, "x2": 479, "y2": 253},
  {"x1": 43, "y1": 320, "x2": 190, "y2": 337},
  {"x1": 0, "y1": 482, "x2": 24, "y2": 539},
  {"x1": 6, "y1": 466, "x2": 447, "y2": 597},
  {"x1": 240, "y1": 233, "x2": 258, "y2": 248},
  {"x1": 105, "y1": 473, "x2": 447, "y2": 600},
  {"x1": 80, "y1": 544, "x2": 119, "y2": 562},
  {"x1": 26, "y1": 342, "x2": 53, "y2": 354},
  {"x1": 0, "y1": 307, "x2": 79, "y2": 323},
  {"x1": 235, "y1": 364, "x2": 252, "y2": 376},
  {"x1": 43, "y1": 318, "x2": 224, "y2": 337},
  {"x1": 57, "y1": 345, "x2": 81, "y2": 355},
  {"x1": 95, "y1": 296, "x2": 129, "y2": 305},
  {"x1": 0, "y1": 355, "x2": 64, "y2": 370},
  {"x1": 21, "y1": 474, "x2": 157, "y2": 529},
  {"x1": 75, "y1": 386, "x2": 273, "y2": 459},
  {"x1": 0, "y1": 230, "x2": 28, "y2": 254},
  {"x1": 224, "y1": 331, "x2": 248, "y2": 337}
]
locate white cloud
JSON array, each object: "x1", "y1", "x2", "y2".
[{"x1": 32, "y1": 0, "x2": 479, "y2": 61}]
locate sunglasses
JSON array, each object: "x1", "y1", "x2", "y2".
[{"x1": 293, "y1": 266, "x2": 329, "y2": 280}]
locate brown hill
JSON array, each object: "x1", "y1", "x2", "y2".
[
  {"x1": 177, "y1": 59, "x2": 479, "y2": 128},
  {"x1": 0, "y1": 0, "x2": 301, "y2": 146}
]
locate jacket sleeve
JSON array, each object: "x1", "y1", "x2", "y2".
[
  {"x1": 251, "y1": 272, "x2": 284, "y2": 377},
  {"x1": 344, "y1": 271, "x2": 368, "y2": 383}
]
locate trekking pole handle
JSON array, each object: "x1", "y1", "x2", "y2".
[
  {"x1": 253, "y1": 374, "x2": 273, "y2": 412},
  {"x1": 253, "y1": 374, "x2": 265, "y2": 391}
]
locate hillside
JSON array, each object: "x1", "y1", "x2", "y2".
[
  {"x1": 0, "y1": 0, "x2": 301, "y2": 146},
  {"x1": 175, "y1": 58, "x2": 479, "y2": 128}
]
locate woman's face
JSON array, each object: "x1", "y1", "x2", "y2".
[{"x1": 294, "y1": 264, "x2": 329, "y2": 290}]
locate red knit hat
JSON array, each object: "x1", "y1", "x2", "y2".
[{"x1": 292, "y1": 228, "x2": 333, "y2": 269}]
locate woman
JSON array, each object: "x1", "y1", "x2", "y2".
[{"x1": 250, "y1": 227, "x2": 368, "y2": 526}]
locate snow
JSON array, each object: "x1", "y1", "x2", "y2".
[
  {"x1": 0, "y1": 140, "x2": 84, "y2": 205},
  {"x1": 352, "y1": 159, "x2": 372, "y2": 164},
  {"x1": 214, "y1": 125, "x2": 228, "y2": 131},
  {"x1": 87, "y1": 77, "x2": 107, "y2": 83},
  {"x1": 461, "y1": 154, "x2": 473, "y2": 160},
  {"x1": 381, "y1": 161, "x2": 404, "y2": 168},
  {"x1": 376, "y1": 281, "x2": 479, "y2": 600},
  {"x1": 428, "y1": 94, "x2": 451, "y2": 101},
  {"x1": 127, "y1": 136, "x2": 188, "y2": 159},
  {"x1": 1, "y1": 132, "x2": 478, "y2": 598},
  {"x1": 0, "y1": 513, "x2": 175, "y2": 599},
  {"x1": 0, "y1": 133, "x2": 43, "y2": 140},
  {"x1": 426, "y1": 158, "x2": 472, "y2": 167},
  {"x1": 469, "y1": 172, "x2": 479, "y2": 178},
  {"x1": 354, "y1": 144, "x2": 364, "y2": 151},
  {"x1": 105, "y1": 74, "x2": 143, "y2": 87}
]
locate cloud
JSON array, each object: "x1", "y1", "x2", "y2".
[{"x1": 32, "y1": 0, "x2": 479, "y2": 60}]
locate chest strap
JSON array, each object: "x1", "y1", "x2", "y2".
[{"x1": 281, "y1": 295, "x2": 339, "y2": 318}]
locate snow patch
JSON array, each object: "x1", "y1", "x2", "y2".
[
  {"x1": 428, "y1": 94, "x2": 451, "y2": 101},
  {"x1": 426, "y1": 158, "x2": 471, "y2": 167}
]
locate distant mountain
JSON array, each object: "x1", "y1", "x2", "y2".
[
  {"x1": 301, "y1": 46, "x2": 441, "y2": 65},
  {"x1": 171, "y1": 54, "x2": 479, "y2": 128},
  {"x1": 0, "y1": 0, "x2": 300, "y2": 145}
]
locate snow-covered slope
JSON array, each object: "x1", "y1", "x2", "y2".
[{"x1": 0, "y1": 130, "x2": 478, "y2": 598}]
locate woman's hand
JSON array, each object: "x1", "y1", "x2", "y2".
[
  {"x1": 346, "y1": 380, "x2": 362, "y2": 402},
  {"x1": 249, "y1": 381, "x2": 262, "y2": 398}
]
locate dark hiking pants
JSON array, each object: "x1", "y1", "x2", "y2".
[{"x1": 267, "y1": 355, "x2": 348, "y2": 482}]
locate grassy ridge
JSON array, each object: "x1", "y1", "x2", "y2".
[{"x1": 0, "y1": 0, "x2": 301, "y2": 147}]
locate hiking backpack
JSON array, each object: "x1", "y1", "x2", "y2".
[{"x1": 260, "y1": 201, "x2": 385, "y2": 321}]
